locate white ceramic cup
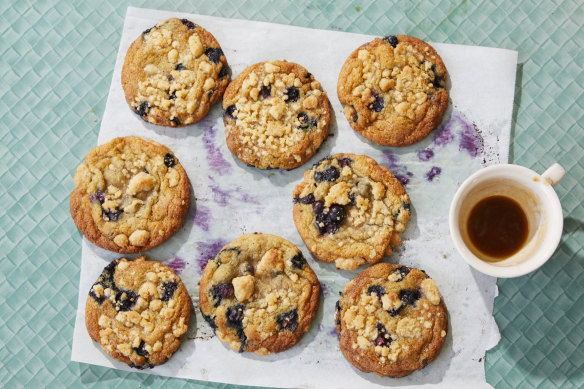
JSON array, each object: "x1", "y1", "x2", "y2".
[{"x1": 449, "y1": 163, "x2": 565, "y2": 278}]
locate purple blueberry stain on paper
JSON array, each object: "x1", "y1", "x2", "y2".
[
  {"x1": 417, "y1": 148, "x2": 434, "y2": 161},
  {"x1": 196, "y1": 239, "x2": 229, "y2": 275},
  {"x1": 203, "y1": 125, "x2": 232, "y2": 175},
  {"x1": 381, "y1": 150, "x2": 413, "y2": 186},
  {"x1": 165, "y1": 257, "x2": 187, "y2": 275},
  {"x1": 320, "y1": 283, "x2": 331, "y2": 297},
  {"x1": 235, "y1": 187, "x2": 260, "y2": 205},
  {"x1": 193, "y1": 204, "x2": 211, "y2": 231},
  {"x1": 458, "y1": 120, "x2": 484, "y2": 158},
  {"x1": 425, "y1": 166, "x2": 442, "y2": 181},
  {"x1": 208, "y1": 176, "x2": 231, "y2": 207},
  {"x1": 433, "y1": 121, "x2": 455, "y2": 147}
]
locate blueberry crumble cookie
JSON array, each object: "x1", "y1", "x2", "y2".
[
  {"x1": 122, "y1": 18, "x2": 230, "y2": 126},
  {"x1": 85, "y1": 256, "x2": 191, "y2": 369},
  {"x1": 222, "y1": 60, "x2": 332, "y2": 169},
  {"x1": 338, "y1": 35, "x2": 448, "y2": 146},
  {"x1": 335, "y1": 263, "x2": 448, "y2": 377},
  {"x1": 70, "y1": 137, "x2": 190, "y2": 253},
  {"x1": 292, "y1": 154, "x2": 410, "y2": 270},
  {"x1": 199, "y1": 233, "x2": 320, "y2": 354}
]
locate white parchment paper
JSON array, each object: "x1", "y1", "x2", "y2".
[{"x1": 71, "y1": 7, "x2": 518, "y2": 388}]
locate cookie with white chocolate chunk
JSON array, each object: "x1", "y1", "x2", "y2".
[
  {"x1": 223, "y1": 60, "x2": 331, "y2": 169},
  {"x1": 70, "y1": 136, "x2": 191, "y2": 253},
  {"x1": 122, "y1": 18, "x2": 230, "y2": 126},
  {"x1": 85, "y1": 256, "x2": 191, "y2": 369},
  {"x1": 338, "y1": 35, "x2": 448, "y2": 146},
  {"x1": 199, "y1": 233, "x2": 320, "y2": 354},
  {"x1": 335, "y1": 263, "x2": 448, "y2": 377},
  {"x1": 292, "y1": 154, "x2": 410, "y2": 270}
]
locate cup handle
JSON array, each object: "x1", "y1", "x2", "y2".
[{"x1": 541, "y1": 163, "x2": 566, "y2": 187}]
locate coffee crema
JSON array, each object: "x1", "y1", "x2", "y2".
[{"x1": 466, "y1": 195, "x2": 528, "y2": 261}]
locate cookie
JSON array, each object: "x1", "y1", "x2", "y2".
[
  {"x1": 122, "y1": 18, "x2": 230, "y2": 127},
  {"x1": 337, "y1": 35, "x2": 448, "y2": 146},
  {"x1": 292, "y1": 154, "x2": 410, "y2": 270},
  {"x1": 70, "y1": 136, "x2": 191, "y2": 253},
  {"x1": 335, "y1": 263, "x2": 448, "y2": 377},
  {"x1": 199, "y1": 233, "x2": 320, "y2": 354},
  {"x1": 222, "y1": 60, "x2": 332, "y2": 169},
  {"x1": 85, "y1": 256, "x2": 191, "y2": 368}
]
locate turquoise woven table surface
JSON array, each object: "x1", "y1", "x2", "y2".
[{"x1": 0, "y1": 0, "x2": 582, "y2": 388}]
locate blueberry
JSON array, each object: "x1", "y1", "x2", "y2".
[
  {"x1": 89, "y1": 284, "x2": 107, "y2": 305},
  {"x1": 102, "y1": 207, "x2": 122, "y2": 222},
  {"x1": 337, "y1": 157, "x2": 353, "y2": 168},
  {"x1": 305, "y1": 72, "x2": 312, "y2": 79},
  {"x1": 114, "y1": 290, "x2": 137, "y2": 312},
  {"x1": 218, "y1": 64, "x2": 230, "y2": 79},
  {"x1": 313, "y1": 200, "x2": 324, "y2": 214},
  {"x1": 168, "y1": 74, "x2": 174, "y2": 82},
  {"x1": 374, "y1": 323, "x2": 392, "y2": 347},
  {"x1": 202, "y1": 313, "x2": 217, "y2": 331},
  {"x1": 170, "y1": 117, "x2": 180, "y2": 126},
  {"x1": 90, "y1": 190, "x2": 105, "y2": 204},
  {"x1": 367, "y1": 285, "x2": 386, "y2": 297},
  {"x1": 205, "y1": 48, "x2": 223, "y2": 64},
  {"x1": 142, "y1": 168, "x2": 149, "y2": 174},
  {"x1": 402, "y1": 202, "x2": 411, "y2": 212},
  {"x1": 368, "y1": 93, "x2": 384, "y2": 112},
  {"x1": 283, "y1": 87, "x2": 300, "y2": 103},
  {"x1": 128, "y1": 362, "x2": 154, "y2": 370},
  {"x1": 135, "y1": 101, "x2": 149, "y2": 117},
  {"x1": 160, "y1": 281, "x2": 178, "y2": 302},
  {"x1": 142, "y1": 26, "x2": 154, "y2": 35},
  {"x1": 133, "y1": 340, "x2": 149, "y2": 357},
  {"x1": 335, "y1": 299, "x2": 342, "y2": 325},
  {"x1": 89, "y1": 259, "x2": 121, "y2": 304},
  {"x1": 347, "y1": 193, "x2": 356, "y2": 206},
  {"x1": 169, "y1": 90, "x2": 176, "y2": 100},
  {"x1": 393, "y1": 266, "x2": 411, "y2": 282},
  {"x1": 388, "y1": 288, "x2": 421, "y2": 317},
  {"x1": 259, "y1": 85, "x2": 271, "y2": 99},
  {"x1": 181, "y1": 19, "x2": 196, "y2": 30},
  {"x1": 314, "y1": 166, "x2": 340, "y2": 182},
  {"x1": 236, "y1": 328, "x2": 247, "y2": 353},
  {"x1": 401, "y1": 289, "x2": 421, "y2": 306},
  {"x1": 297, "y1": 112, "x2": 318, "y2": 131},
  {"x1": 164, "y1": 153, "x2": 176, "y2": 168},
  {"x1": 430, "y1": 64, "x2": 444, "y2": 88},
  {"x1": 175, "y1": 63, "x2": 185, "y2": 71},
  {"x1": 277, "y1": 309, "x2": 299, "y2": 332},
  {"x1": 210, "y1": 282, "x2": 234, "y2": 307},
  {"x1": 224, "y1": 104, "x2": 237, "y2": 120},
  {"x1": 383, "y1": 35, "x2": 399, "y2": 48},
  {"x1": 290, "y1": 253, "x2": 307, "y2": 269},
  {"x1": 353, "y1": 112, "x2": 358, "y2": 122},
  {"x1": 315, "y1": 203, "x2": 346, "y2": 234},
  {"x1": 294, "y1": 193, "x2": 315, "y2": 205},
  {"x1": 226, "y1": 304, "x2": 245, "y2": 328}
]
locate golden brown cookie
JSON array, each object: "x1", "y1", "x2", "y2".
[
  {"x1": 337, "y1": 35, "x2": 448, "y2": 146},
  {"x1": 222, "y1": 60, "x2": 331, "y2": 169},
  {"x1": 199, "y1": 233, "x2": 320, "y2": 354},
  {"x1": 292, "y1": 154, "x2": 410, "y2": 270},
  {"x1": 85, "y1": 256, "x2": 191, "y2": 369},
  {"x1": 70, "y1": 136, "x2": 191, "y2": 253},
  {"x1": 335, "y1": 263, "x2": 448, "y2": 377},
  {"x1": 122, "y1": 18, "x2": 230, "y2": 126}
]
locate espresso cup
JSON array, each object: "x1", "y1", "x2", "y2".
[{"x1": 449, "y1": 163, "x2": 565, "y2": 278}]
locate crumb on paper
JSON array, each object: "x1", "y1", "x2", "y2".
[{"x1": 442, "y1": 254, "x2": 447, "y2": 259}]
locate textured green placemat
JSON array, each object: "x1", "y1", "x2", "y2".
[{"x1": 1, "y1": 0, "x2": 582, "y2": 388}]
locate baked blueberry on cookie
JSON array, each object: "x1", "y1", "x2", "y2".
[
  {"x1": 335, "y1": 263, "x2": 448, "y2": 377},
  {"x1": 222, "y1": 60, "x2": 332, "y2": 169},
  {"x1": 122, "y1": 18, "x2": 230, "y2": 126},
  {"x1": 85, "y1": 256, "x2": 191, "y2": 368},
  {"x1": 337, "y1": 35, "x2": 448, "y2": 146},
  {"x1": 292, "y1": 154, "x2": 410, "y2": 270},
  {"x1": 198, "y1": 233, "x2": 320, "y2": 354},
  {"x1": 70, "y1": 136, "x2": 191, "y2": 253}
]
